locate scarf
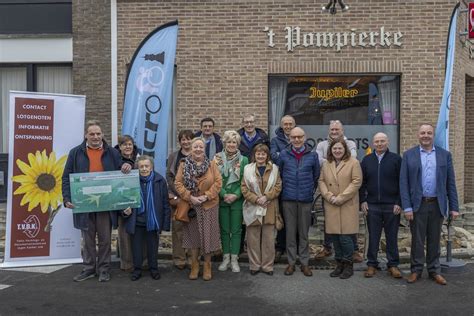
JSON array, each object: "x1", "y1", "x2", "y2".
[
  {"x1": 183, "y1": 156, "x2": 210, "y2": 193},
  {"x1": 203, "y1": 134, "x2": 217, "y2": 159},
  {"x1": 138, "y1": 173, "x2": 160, "y2": 231},
  {"x1": 242, "y1": 162, "x2": 279, "y2": 226},
  {"x1": 217, "y1": 150, "x2": 242, "y2": 187}
]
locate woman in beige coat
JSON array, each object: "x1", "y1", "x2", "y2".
[
  {"x1": 241, "y1": 144, "x2": 282, "y2": 275},
  {"x1": 319, "y1": 139, "x2": 362, "y2": 279}
]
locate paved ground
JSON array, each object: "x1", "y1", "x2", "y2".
[{"x1": 0, "y1": 261, "x2": 473, "y2": 315}]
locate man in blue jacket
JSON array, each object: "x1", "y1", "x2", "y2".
[
  {"x1": 270, "y1": 115, "x2": 295, "y2": 260},
  {"x1": 400, "y1": 124, "x2": 459, "y2": 285},
  {"x1": 360, "y1": 132, "x2": 402, "y2": 278},
  {"x1": 278, "y1": 127, "x2": 319, "y2": 277},
  {"x1": 270, "y1": 115, "x2": 295, "y2": 164},
  {"x1": 237, "y1": 113, "x2": 269, "y2": 158},
  {"x1": 62, "y1": 120, "x2": 131, "y2": 282}
]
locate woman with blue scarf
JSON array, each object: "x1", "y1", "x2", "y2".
[{"x1": 123, "y1": 155, "x2": 171, "y2": 281}]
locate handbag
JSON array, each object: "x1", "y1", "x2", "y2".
[
  {"x1": 168, "y1": 193, "x2": 179, "y2": 207},
  {"x1": 275, "y1": 212, "x2": 284, "y2": 231},
  {"x1": 174, "y1": 199, "x2": 191, "y2": 222}
]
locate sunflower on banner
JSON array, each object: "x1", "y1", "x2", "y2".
[{"x1": 12, "y1": 150, "x2": 67, "y2": 232}]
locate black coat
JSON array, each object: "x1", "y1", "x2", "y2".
[
  {"x1": 237, "y1": 127, "x2": 269, "y2": 158},
  {"x1": 123, "y1": 172, "x2": 171, "y2": 234},
  {"x1": 359, "y1": 150, "x2": 402, "y2": 206}
]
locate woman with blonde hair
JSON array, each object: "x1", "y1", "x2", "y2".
[
  {"x1": 241, "y1": 143, "x2": 282, "y2": 275},
  {"x1": 175, "y1": 138, "x2": 222, "y2": 281},
  {"x1": 214, "y1": 130, "x2": 248, "y2": 273}
]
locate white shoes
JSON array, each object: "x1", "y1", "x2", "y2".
[
  {"x1": 218, "y1": 254, "x2": 230, "y2": 271},
  {"x1": 230, "y1": 254, "x2": 240, "y2": 273}
]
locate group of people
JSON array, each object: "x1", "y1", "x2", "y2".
[{"x1": 62, "y1": 114, "x2": 459, "y2": 286}]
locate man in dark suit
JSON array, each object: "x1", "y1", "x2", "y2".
[{"x1": 400, "y1": 124, "x2": 459, "y2": 285}]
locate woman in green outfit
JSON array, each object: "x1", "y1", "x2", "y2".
[{"x1": 214, "y1": 130, "x2": 248, "y2": 273}]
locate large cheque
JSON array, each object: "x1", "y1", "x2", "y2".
[{"x1": 70, "y1": 170, "x2": 141, "y2": 213}]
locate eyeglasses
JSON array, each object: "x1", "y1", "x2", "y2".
[{"x1": 243, "y1": 120, "x2": 255, "y2": 125}]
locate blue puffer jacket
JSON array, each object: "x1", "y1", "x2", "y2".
[
  {"x1": 278, "y1": 146, "x2": 320, "y2": 203},
  {"x1": 270, "y1": 127, "x2": 290, "y2": 164},
  {"x1": 124, "y1": 172, "x2": 171, "y2": 234}
]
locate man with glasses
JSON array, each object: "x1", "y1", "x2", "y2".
[
  {"x1": 237, "y1": 113, "x2": 269, "y2": 158},
  {"x1": 278, "y1": 127, "x2": 320, "y2": 277},
  {"x1": 314, "y1": 120, "x2": 363, "y2": 263}
]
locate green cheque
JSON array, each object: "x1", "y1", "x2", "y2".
[{"x1": 70, "y1": 170, "x2": 141, "y2": 213}]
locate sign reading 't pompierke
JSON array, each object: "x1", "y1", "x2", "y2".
[{"x1": 263, "y1": 26, "x2": 403, "y2": 52}]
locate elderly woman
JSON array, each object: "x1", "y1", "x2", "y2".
[
  {"x1": 116, "y1": 135, "x2": 139, "y2": 272},
  {"x1": 214, "y1": 130, "x2": 248, "y2": 273},
  {"x1": 175, "y1": 138, "x2": 223, "y2": 281},
  {"x1": 122, "y1": 155, "x2": 171, "y2": 281},
  {"x1": 241, "y1": 143, "x2": 282, "y2": 275},
  {"x1": 319, "y1": 139, "x2": 362, "y2": 279}
]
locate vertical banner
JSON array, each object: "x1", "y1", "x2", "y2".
[
  {"x1": 469, "y1": 2, "x2": 474, "y2": 40},
  {"x1": 435, "y1": 3, "x2": 459, "y2": 150},
  {"x1": 2, "y1": 91, "x2": 85, "y2": 267},
  {"x1": 122, "y1": 21, "x2": 178, "y2": 176}
]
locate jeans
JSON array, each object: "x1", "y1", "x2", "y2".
[{"x1": 331, "y1": 234, "x2": 354, "y2": 262}]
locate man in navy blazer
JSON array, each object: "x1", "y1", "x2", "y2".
[{"x1": 400, "y1": 124, "x2": 459, "y2": 285}]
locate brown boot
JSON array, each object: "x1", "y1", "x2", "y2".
[
  {"x1": 202, "y1": 255, "x2": 212, "y2": 281},
  {"x1": 188, "y1": 249, "x2": 200, "y2": 280}
]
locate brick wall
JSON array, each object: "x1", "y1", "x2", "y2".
[
  {"x1": 72, "y1": 0, "x2": 112, "y2": 139},
  {"x1": 73, "y1": 0, "x2": 474, "y2": 202}
]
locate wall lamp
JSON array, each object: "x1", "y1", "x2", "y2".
[{"x1": 322, "y1": 0, "x2": 349, "y2": 15}]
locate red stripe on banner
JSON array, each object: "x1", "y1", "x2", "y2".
[{"x1": 10, "y1": 97, "x2": 54, "y2": 258}]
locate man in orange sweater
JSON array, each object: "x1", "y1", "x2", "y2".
[{"x1": 62, "y1": 120, "x2": 131, "y2": 282}]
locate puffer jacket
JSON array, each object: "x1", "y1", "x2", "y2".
[{"x1": 278, "y1": 146, "x2": 320, "y2": 203}]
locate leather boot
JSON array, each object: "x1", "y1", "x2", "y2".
[
  {"x1": 203, "y1": 255, "x2": 212, "y2": 281},
  {"x1": 339, "y1": 260, "x2": 354, "y2": 279},
  {"x1": 330, "y1": 260, "x2": 344, "y2": 277},
  {"x1": 188, "y1": 249, "x2": 200, "y2": 280}
]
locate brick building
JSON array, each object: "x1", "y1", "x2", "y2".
[{"x1": 73, "y1": 0, "x2": 474, "y2": 204}]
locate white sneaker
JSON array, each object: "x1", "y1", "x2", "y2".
[
  {"x1": 230, "y1": 254, "x2": 240, "y2": 273},
  {"x1": 218, "y1": 254, "x2": 230, "y2": 271}
]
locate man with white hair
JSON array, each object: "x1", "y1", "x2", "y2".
[{"x1": 360, "y1": 132, "x2": 402, "y2": 278}]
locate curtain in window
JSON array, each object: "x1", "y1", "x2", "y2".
[
  {"x1": 269, "y1": 77, "x2": 288, "y2": 132},
  {"x1": 0, "y1": 67, "x2": 27, "y2": 152},
  {"x1": 36, "y1": 66, "x2": 72, "y2": 94},
  {"x1": 378, "y1": 76, "x2": 398, "y2": 125}
]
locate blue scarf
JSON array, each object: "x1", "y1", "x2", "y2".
[{"x1": 138, "y1": 172, "x2": 160, "y2": 231}]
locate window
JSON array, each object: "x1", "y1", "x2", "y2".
[
  {"x1": 269, "y1": 75, "x2": 400, "y2": 158},
  {"x1": 0, "y1": 64, "x2": 72, "y2": 152}
]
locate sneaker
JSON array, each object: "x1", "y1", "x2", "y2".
[
  {"x1": 73, "y1": 270, "x2": 96, "y2": 282},
  {"x1": 98, "y1": 271, "x2": 111, "y2": 282}
]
